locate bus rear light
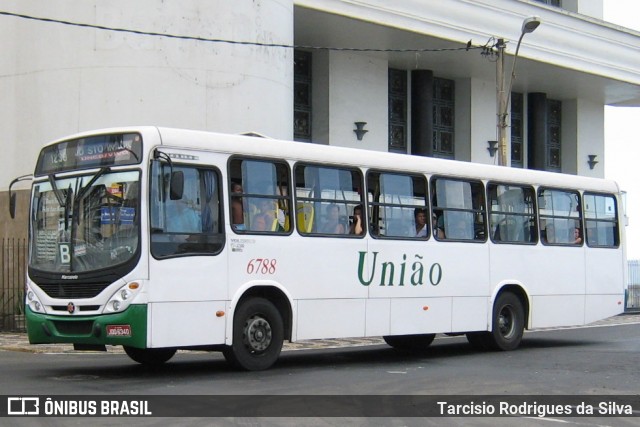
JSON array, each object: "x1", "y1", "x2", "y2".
[
  {"x1": 216, "y1": 311, "x2": 225, "y2": 317},
  {"x1": 423, "y1": 306, "x2": 429, "y2": 311}
]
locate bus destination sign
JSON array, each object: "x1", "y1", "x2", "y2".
[{"x1": 35, "y1": 133, "x2": 143, "y2": 176}]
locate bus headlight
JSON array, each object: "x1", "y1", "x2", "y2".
[
  {"x1": 26, "y1": 286, "x2": 45, "y2": 314},
  {"x1": 104, "y1": 281, "x2": 142, "y2": 314}
]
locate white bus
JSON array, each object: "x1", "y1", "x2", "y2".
[{"x1": 10, "y1": 127, "x2": 626, "y2": 370}]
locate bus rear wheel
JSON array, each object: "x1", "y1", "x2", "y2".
[
  {"x1": 123, "y1": 346, "x2": 177, "y2": 366},
  {"x1": 466, "y1": 291, "x2": 525, "y2": 351},
  {"x1": 383, "y1": 334, "x2": 436, "y2": 350},
  {"x1": 223, "y1": 297, "x2": 284, "y2": 371}
]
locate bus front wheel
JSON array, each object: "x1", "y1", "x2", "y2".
[
  {"x1": 223, "y1": 297, "x2": 284, "y2": 371},
  {"x1": 123, "y1": 346, "x2": 177, "y2": 366}
]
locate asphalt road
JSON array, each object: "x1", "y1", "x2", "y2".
[{"x1": 0, "y1": 321, "x2": 639, "y2": 426}]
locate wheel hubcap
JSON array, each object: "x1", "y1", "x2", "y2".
[
  {"x1": 498, "y1": 305, "x2": 515, "y2": 339},
  {"x1": 244, "y1": 315, "x2": 272, "y2": 352}
]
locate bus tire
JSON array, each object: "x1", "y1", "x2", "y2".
[
  {"x1": 465, "y1": 332, "x2": 492, "y2": 350},
  {"x1": 223, "y1": 297, "x2": 284, "y2": 371},
  {"x1": 488, "y1": 291, "x2": 525, "y2": 351},
  {"x1": 383, "y1": 334, "x2": 436, "y2": 350},
  {"x1": 123, "y1": 346, "x2": 177, "y2": 366}
]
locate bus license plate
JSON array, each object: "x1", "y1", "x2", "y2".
[{"x1": 106, "y1": 325, "x2": 132, "y2": 337}]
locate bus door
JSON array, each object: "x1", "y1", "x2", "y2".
[{"x1": 147, "y1": 153, "x2": 227, "y2": 348}]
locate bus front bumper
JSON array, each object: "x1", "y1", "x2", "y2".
[{"x1": 25, "y1": 304, "x2": 148, "y2": 349}]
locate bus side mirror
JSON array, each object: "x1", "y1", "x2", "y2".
[
  {"x1": 8, "y1": 174, "x2": 33, "y2": 219},
  {"x1": 170, "y1": 171, "x2": 184, "y2": 200},
  {"x1": 9, "y1": 192, "x2": 16, "y2": 219}
]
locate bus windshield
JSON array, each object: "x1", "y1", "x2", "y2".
[{"x1": 29, "y1": 170, "x2": 140, "y2": 273}]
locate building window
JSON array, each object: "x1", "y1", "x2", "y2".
[
  {"x1": 294, "y1": 50, "x2": 312, "y2": 142},
  {"x1": 511, "y1": 92, "x2": 524, "y2": 168},
  {"x1": 388, "y1": 69, "x2": 407, "y2": 153},
  {"x1": 547, "y1": 99, "x2": 561, "y2": 172},
  {"x1": 433, "y1": 78, "x2": 455, "y2": 159}
]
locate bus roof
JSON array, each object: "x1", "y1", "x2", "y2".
[{"x1": 46, "y1": 126, "x2": 621, "y2": 194}]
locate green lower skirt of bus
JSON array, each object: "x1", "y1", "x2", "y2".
[{"x1": 25, "y1": 304, "x2": 147, "y2": 349}]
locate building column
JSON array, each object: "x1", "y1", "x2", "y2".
[{"x1": 411, "y1": 70, "x2": 434, "y2": 157}]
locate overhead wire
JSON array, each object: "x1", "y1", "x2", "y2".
[{"x1": 0, "y1": 10, "x2": 494, "y2": 53}]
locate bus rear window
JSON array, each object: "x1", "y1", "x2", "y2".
[{"x1": 35, "y1": 133, "x2": 142, "y2": 176}]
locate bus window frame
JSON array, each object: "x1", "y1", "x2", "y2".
[
  {"x1": 149, "y1": 162, "x2": 225, "y2": 259},
  {"x1": 293, "y1": 161, "x2": 365, "y2": 238},
  {"x1": 486, "y1": 181, "x2": 538, "y2": 246},
  {"x1": 366, "y1": 169, "x2": 430, "y2": 241},
  {"x1": 537, "y1": 186, "x2": 584, "y2": 247},
  {"x1": 227, "y1": 155, "x2": 293, "y2": 236},
  {"x1": 583, "y1": 191, "x2": 620, "y2": 249},
  {"x1": 430, "y1": 175, "x2": 487, "y2": 243}
]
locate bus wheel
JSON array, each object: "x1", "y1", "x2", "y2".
[
  {"x1": 489, "y1": 292, "x2": 525, "y2": 351},
  {"x1": 465, "y1": 332, "x2": 492, "y2": 350},
  {"x1": 383, "y1": 334, "x2": 435, "y2": 350},
  {"x1": 223, "y1": 297, "x2": 284, "y2": 371},
  {"x1": 123, "y1": 346, "x2": 177, "y2": 366}
]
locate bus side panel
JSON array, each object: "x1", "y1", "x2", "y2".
[
  {"x1": 296, "y1": 299, "x2": 366, "y2": 340},
  {"x1": 584, "y1": 247, "x2": 625, "y2": 323},
  {"x1": 365, "y1": 298, "x2": 391, "y2": 336},
  {"x1": 530, "y1": 295, "x2": 585, "y2": 328},
  {"x1": 389, "y1": 297, "x2": 452, "y2": 335},
  {"x1": 451, "y1": 296, "x2": 488, "y2": 332},
  {"x1": 148, "y1": 301, "x2": 227, "y2": 348}
]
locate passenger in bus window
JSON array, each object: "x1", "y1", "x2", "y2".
[
  {"x1": 574, "y1": 227, "x2": 583, "y2": 245},
  {"x1": 251, "y1": 213, "x2": 269, "y2": 231},
  {"x1": 320, "y1": 204, "x2": 345, "y2": 234},
  {"x1": 231, "y1": 182, "x2": 246, "y2": 231},
  {"x1": 415, "y1": 208, "x2": 428, "y2": 237},
  {"x1": 166, "y1": 200, "x2": 201, "y2": 234},
  {"x1": 432, "y1": 213, "x2": 445, "y2": 239},
  {"x1": 349, "y1": 205, "x2": 364, "y2": 235}
]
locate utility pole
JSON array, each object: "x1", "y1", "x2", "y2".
[{"x1": 496, "y1": 17, "x2": 541, "y2": 167}]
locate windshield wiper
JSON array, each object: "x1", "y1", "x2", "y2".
[
  {"x1": 48, "y1": 174, "x2": 66, "y2": 208},
  {"x1": 76, "y1": 167, "x2": 110, "y2": 202}
]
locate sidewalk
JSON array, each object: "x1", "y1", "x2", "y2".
[{"x1": 1, "y1": 313, "x2": 638, "y2": 354}]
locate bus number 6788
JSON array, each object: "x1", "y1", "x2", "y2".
[{"x1": 246, "y1": 258, "x2": 277, "y2": 275}]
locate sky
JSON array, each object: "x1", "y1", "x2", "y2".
[{"x1": 603, "y1": 0, "x2": 640, "y2": 259}]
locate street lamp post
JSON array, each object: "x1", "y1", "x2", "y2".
[{"x1": 497, "y1": 16, "x2": 541, "y2": 166}]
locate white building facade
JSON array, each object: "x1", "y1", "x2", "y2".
[{"x1": 1, "y1": 0, "x2": 639, "y2": 237}]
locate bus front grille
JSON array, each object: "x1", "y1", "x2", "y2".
[
  {"x1": 38, "y1": 282, "x2": 111, "y2": 299},
  {"x1": 53, "y1": 320, "x2": 94, "y2": 335}
]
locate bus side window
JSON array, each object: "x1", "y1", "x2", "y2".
[
  {"x1": 583, "y1": 193, "x2": 619, "y2": 248},
  {"x1": 229, "y1": 158, "x2": 292, "y2": 235},
  {"x1": 150, "y1": 165, "x2": 224, "y2": 258},
  {"x1": 367, "y1": 171, "x2": 428, "y2": 239},
  {"x1": 538, "y1": 188, "x2": 582, "y2": 246},
  {"x1": 488, "y1": 183, "x2": 537, "y2": 244},
  {"x1": 294, "y1": 163, "x2": 364, "y2": 237},
  {"x1": 431, "y1": 177, "x2": 486, "y2": 242}
]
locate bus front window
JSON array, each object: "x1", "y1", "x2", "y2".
[{"x1": 29, "y1": 170, "x2": 141, "y2": 273}]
